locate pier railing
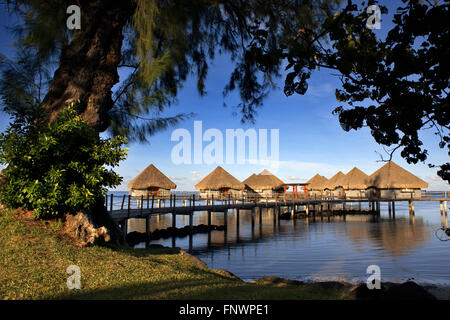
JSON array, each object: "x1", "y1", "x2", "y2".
[
  {"x1": 105, "y1": 190, "x2": 449, "y2": 213},
  {"x1": 421, "y1": 190, "x2": 449, "y2": 200}
]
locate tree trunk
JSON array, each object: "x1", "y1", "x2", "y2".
[
  {"x1": 41, "y1": 0, "x2": 135, "y2": 132},
  {"x1": 64, "y1": 197, "x2": 124, "y2": 247},
  {"x1": 42, "y1": 1, "x2": 135, "y2": 245}
]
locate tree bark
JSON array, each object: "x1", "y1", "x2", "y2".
[
  {"x1": 41, "y1": 0, "x2": 135, "y2": 132},
  {"x1": 42, "y1": 1, "x2": 136, "y2": 245}
]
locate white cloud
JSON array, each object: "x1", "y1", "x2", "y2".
[
  {"x1": 169, "y1": 176, "x2": 187, "y2": 181},
  {"x1": 285, "y1": 175, "x2": 306, "y2": 181},
  {"x1": 424, "y1": 176, "x2": 450, "y2": 191},
  {"x1": 268, "y1": 160, "x2": 351, "y2": 177},
  {"x1": 190, "y1": 171, "x2": 205, "y2": 182},
  {"x1": 306, "y1": 83, "x2": 334, "y2": 97}
]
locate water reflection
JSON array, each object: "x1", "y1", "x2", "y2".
[{"x1": 127, "y1": 201, "x2": 450, "y2": 283}]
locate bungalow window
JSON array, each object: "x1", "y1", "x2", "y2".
[{"x1": 401, "y1": 188, "x2": 412, "y2": 193}]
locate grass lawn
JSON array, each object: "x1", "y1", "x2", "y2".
[{"x1": 0, "y1": 208, "x2": 351, "y2": 300}]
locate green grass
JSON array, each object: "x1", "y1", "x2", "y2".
[{"x1": 0, "y1": 209, "x2": 351, "y2": 300}]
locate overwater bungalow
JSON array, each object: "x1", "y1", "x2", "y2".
[
  {"x1": 320, "y1": 171, "x2": 346, "y2": 198},
  {"x1": 195, "y1": 166, "x2": 244, "y2": 199},
  {"x1": 127, "y1": 164, "x2": 176, "y2": 198},
  {"x1": 306, "y1": 173, "x2": 329, "y2": 197},
  {"x1": 242, "y1": 169, "x2": 285, "y2": 200},
  {"x1": 367, "y1": 161, "x2": 428, "y2": 200},
  {"x1": 340, "y1": 167, "x2": 370, "y2": 199}
]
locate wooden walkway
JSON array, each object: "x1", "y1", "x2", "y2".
[
  {"x1": 106, "y1": 191, "x2": 450, "y2": 244},
  {"x1": 107, "y1": 191, "x2": 449, "y2": 221}
]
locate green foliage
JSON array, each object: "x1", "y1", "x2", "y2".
[
  {"x1": 270, "y1": 0, "x2": 449, "y2": 183},
  {"x1": 0, "y1": 103, "x2": 128, "y2": 218},
  {"x1": 5, "y1": 0, "x2": 342, "y2": 142},
  {"x1": 0, "y1": 45, "x2": 53, "y2": 117}
]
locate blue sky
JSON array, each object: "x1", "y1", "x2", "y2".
[{"x1": 0, "y1": 1, "x2": 448, "y2": 191}]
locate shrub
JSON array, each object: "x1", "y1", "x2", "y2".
[{"x1": 0, "y1": 103, "x2": 128, "y2": 219}]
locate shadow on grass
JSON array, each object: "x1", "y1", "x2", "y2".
[
  {"x1": 52, "y1": 278, "x2": 242, "y2": 300},
  {"x1": 101, "y1": 243, "x2": 181, "y2": 257},
  {"x1": 51, "y1": 277, "x2": 348, "y2": 300}
]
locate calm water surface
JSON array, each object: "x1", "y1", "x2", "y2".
[{"x1": 109, "y1": 191, "x2": 450, "y2": 284}]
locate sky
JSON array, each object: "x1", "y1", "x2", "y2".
[{"x1": 0, "y1": 1, "x2": 448, "y2": 191}]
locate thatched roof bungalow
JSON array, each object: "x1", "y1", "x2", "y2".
[
  {"x1": 195, "y1": 166, "x2": 244, "y2": 199},
  {"x1": 321, "y1": 171, "x2": 346, "y2": 190},
  {"x1": 243, "y1": 169, "x2": 285, "y2": 199},
  {"x1": 306, "y1": 174, "x2": 328, "y2": 190},
  {"x1": 306, "y1": 173, "x2": 329, "y2": 196},
  {"x1": 317, "y1": 171, "x2": 346, "y2": 198},
  {"x1": 340, "y1": 167, "x2": 370, "y2": 199},
  {"x1": 367, "y1": 161, "x2": 428, "y2": 199},
  {"x1": 127, "y1": 164, "x2": 176, "y2": 198}
]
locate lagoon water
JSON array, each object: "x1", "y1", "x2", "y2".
[{"x1": 109, "y1": 191, "x2": 450, "y2": 285}]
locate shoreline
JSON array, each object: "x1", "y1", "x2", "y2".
[
  {"x1": 1, "y1": 208, "x2": 448, "y2": 300},
  {"x1": 177, "y1": 246, "x2": 448, "y2": 300}
]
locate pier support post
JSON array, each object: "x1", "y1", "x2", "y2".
[
  {"x1": 251, "y1": 208, "x2": 255, "y2": 229},
  {"x1": 392, "y1": 201, "x2": 396, "y2": 218},
  {"x1": 236, "y1": 209, "x2": 240, "y2": 227},
  {"x1": 445, "y1": 201, "x2": 448, "y2": 229},
  {"x1": 441, "y1": 201, "x2": 444, "y2": 216},
  {"x1": 224, "y1": 210, "x2": 228, "y2": 230},
  {"x1": 259, "y1": 207, "x2": 263, "y2": 225},
  {"x1": 408, "y1": 200, "x2": 415, "y2": 215},
  {"x1": 110, "y1": 194, "x2": 114, "y2": 212},
  {"x1": 172, "y1": 213, "x2": 176, "y2": 229},
  {"x1": 207, "y1": 210, "x2": 212, "y2": 227},
  {"x1": 388, "y1": 201, "x2": 392, "y2": 218},
  {"x1": 145, "y1": 215, "x2": 151, "y2": 238},
  {"x1": 189, "y1": 212, "x2": 193, "y2": 232}
]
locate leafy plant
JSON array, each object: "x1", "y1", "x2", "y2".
[{"x1": 0, "y1": 103, "x2": 128, "y2": 218}]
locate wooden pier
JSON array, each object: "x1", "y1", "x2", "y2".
[{"x1": 106, "y1": 191, "x2": 449, "y2": 244}]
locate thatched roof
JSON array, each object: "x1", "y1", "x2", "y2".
[
  {"x1": 368, "y1": 161, "x2": 428, "y2": 189},
  {"x1": 320, "y1": 171, "x2": 346, "y2": 190},
  {"x1": 340, "y1": 167, "x2": 370, "y2": 190},
  {"x1": 306, "y1": 174, "x2": 328, "y2": 190},
  {"x1": 195, "y1": 166, "x2": 244, "y2": 190},
  {"x1": 243, "y1": 169, "x2": 285, "y2": 190},
  {"x1": 127, "y1": 164, "x2": 176, "y2": 190}
]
